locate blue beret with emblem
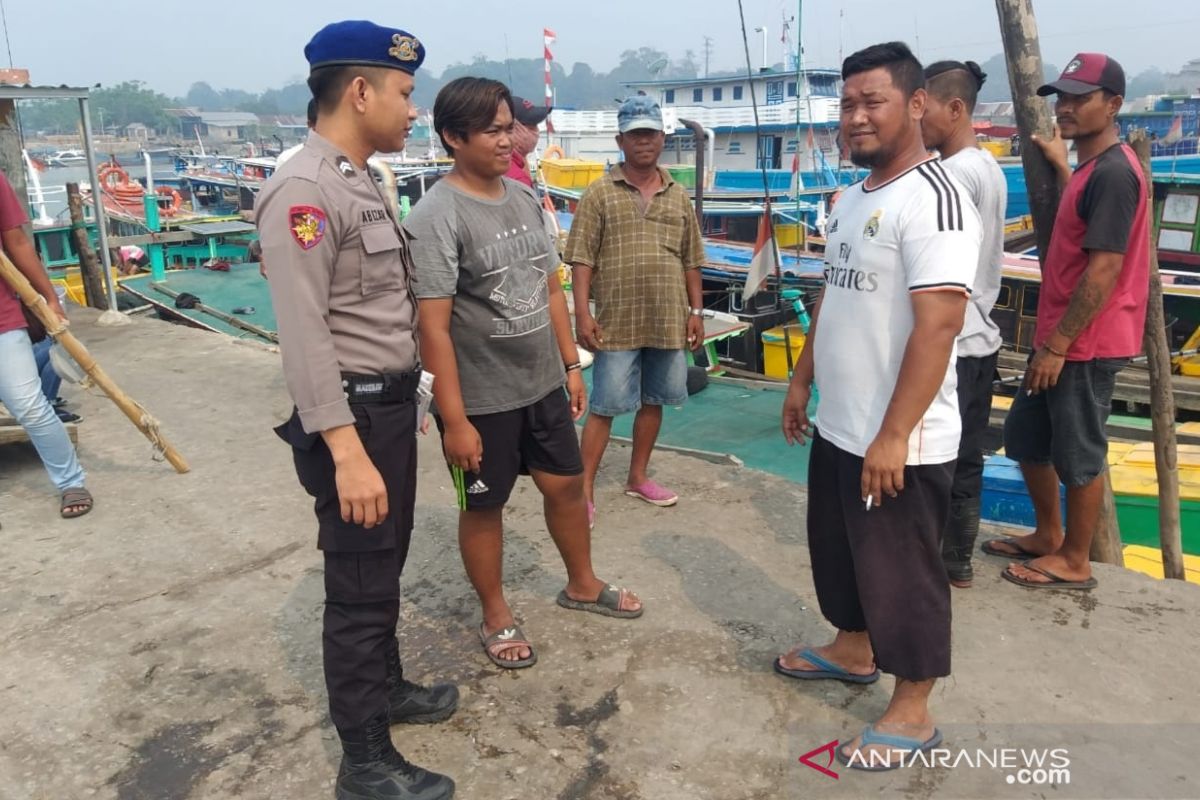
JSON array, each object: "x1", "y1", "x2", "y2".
[{"x1": 304, "y1": 20, "x2": 425, "y2": 75}]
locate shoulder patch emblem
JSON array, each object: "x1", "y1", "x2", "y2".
[
  {"x1": 863, "y1": 209, "x2": 884, "y2": 239},
  {"x1": 289, "y1": 205, "x2": 327, "y2": 250},
  {"x1": 388, "y1": 34, "x2": 420, "y2": 63}
]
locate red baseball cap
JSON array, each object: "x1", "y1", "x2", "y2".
[{"x1": 1037, "y1": 53, "x2": 1125, "y2": 97}]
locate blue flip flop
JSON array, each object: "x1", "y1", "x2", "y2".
[
  {"x1": 772, "y1": 647, "x2": 881, "y2": 684},
  {"x1": 836, "y1": 724, "x2": 944, "y2": 772}
]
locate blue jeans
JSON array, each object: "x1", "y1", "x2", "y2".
[
  {"x1": 0, "y1": 328, "x2": 85, "y2": 491},
  {"x1": 33, "y1": 338, "x2": 62, "y2": 402},
  {"x1": 589, "y1": 348, "x2": 688, "y2": 417}
]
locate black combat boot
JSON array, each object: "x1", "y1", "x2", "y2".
[
  {"x1": 336, "y1": 712, "x2": 455, "y2": 800},
  {"x1": 942, "y1": 497, "x2": 982, "y2": 588},
  {"x1": 384, "y1": 639, "x2": 459, "y2": 725}
]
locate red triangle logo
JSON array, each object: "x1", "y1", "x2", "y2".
[{"x1": 799, "y1": 739, "x2": 840, "y2": 780}]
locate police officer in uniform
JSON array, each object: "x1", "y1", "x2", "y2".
[{"x1": 256, "y1": 20, "x2": 456, "y2": 800}]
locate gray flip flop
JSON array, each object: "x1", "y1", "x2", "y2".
[
  {"x1": 479, "y1": 623, "x2": 537, "y2": 669},
  {"x1": 60, "y1": 486, "x2": 93, "y2": 519},
  {"x1": 556, "y1": 584, "x2": 643, "y2": 619},
  {"x1": 1002, "y1": 561, "x2": 1098, "y2": 590}
]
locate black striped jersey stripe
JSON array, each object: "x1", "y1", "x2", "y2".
[
  {"x1": 910, "y1": 281, "x2": 971, "y2": 291},
  {"x1": 930, "y1": 161, "x2": 965, "y2": 232},
  {"x1": 916, "y1": 163, "x2": 964, "y2": 232}
]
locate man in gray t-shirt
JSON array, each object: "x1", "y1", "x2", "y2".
[
  {"x1": 407, "y1": 77, "x2": 643, "y2": 671},
  {"x1": 923, "y1": 60, "x2": 1008, "y2": 588},
  {"x1": 406, "y1": 173, "x2": 563, "y2": 414}
]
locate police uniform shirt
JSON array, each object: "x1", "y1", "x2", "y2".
[{"x1": 257, "y1": 130, "x2": 418, "y2": 434}]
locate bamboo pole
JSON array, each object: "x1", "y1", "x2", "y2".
[
  {"x1": 995, "y1": 0, "x2": 1123, "y2": 564},
  {"x1": 0, "y1": 252, "x2": 190, "y2": 474},
  {"x1": 1130, "y1": 131, "x2": 1185, "y2": 580}
]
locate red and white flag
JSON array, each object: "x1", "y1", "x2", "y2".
[
  {"x1": 543, "y1": 27, "x2": 557, "y2": 131},
  {"x1": 742, "y1": 207, "x2": 779, "y2": 302}
]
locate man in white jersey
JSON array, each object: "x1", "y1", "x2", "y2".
[
  {"x1": 922, "y1": 60, "x2": 1008, "y2": 588},
  {"x1": 775, "y1": 41, "x2": 980, "y2": 770}
]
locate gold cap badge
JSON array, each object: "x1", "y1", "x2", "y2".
[{"x1": 389, "y1": 34, "x2": 420, "y2": 62}]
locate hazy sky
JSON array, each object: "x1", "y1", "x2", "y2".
[{"x1": 4, "y1": 0, "x2": 1197, "y2": 97}]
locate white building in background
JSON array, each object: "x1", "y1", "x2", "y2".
[{"x1": 545, "y1": 67, "x2": 843, "y2": 181}]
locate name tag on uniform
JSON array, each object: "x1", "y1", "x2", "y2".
[{"x1": 361, "y1": 208, "x2": 389, "y2": 224}]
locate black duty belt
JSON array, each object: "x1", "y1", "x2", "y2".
[{"x1": 341, "y1": 371, "x2": 421, "y2": 404}]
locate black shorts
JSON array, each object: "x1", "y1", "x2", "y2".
[
  {"x1": 1002, "y1": 357, "x2": 1127, "y2": 487},
  {"x1": 275, "y1": 401, "x2": 417, "y2": 554},
  {"x1": 807, "y1": 431, "x2": 954, "y2": 681},
  {"x1": 437, "y1": 387, "x2": 582, "y2": 511}
]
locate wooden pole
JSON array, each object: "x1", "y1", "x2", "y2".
[
  {"x1": 995, "y1": 0, "x2": 1123, "y2": 564},
  {"x1": 1130, "y1": 131, "x2": 1185, "y2": 580},
  {"x1": 0, "y1": 251, "x2": 190, "y2": 474},
  {"x1": 993, "y1": 0, "x2": 1059, "y2": 259},
  {"x1": 66, "y1": 182, "x2": 109, "y2": 310}
]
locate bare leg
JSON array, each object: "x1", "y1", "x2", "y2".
[
  {"x1": 458, "y1": 507, "x2": 529, "y2": 663},
  {"x1": 530, "y1": 468, "x2": 640, "y2": 611},
  {"x1": 989, "y1": 461, "x2": 1065, "y2": 558},
  {"x1": 1007, "y1": 473, "x2": 1103, "y2": 584},
  {"x1": 627, "y1": 404, "x2": 663, "y2": 487},
  {"x1": 580, "y1": 413, "x2": 614, "y2": 505}
]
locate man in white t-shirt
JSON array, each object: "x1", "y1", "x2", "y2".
[
  {"x1": 775, "y1": 41, "x2": 980, "y2": 771},
  {"x1": 922, "y1": 60, "x2": 1008, "y2": 588}
]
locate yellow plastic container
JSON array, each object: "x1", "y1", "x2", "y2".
[
  {"x1": 775, "y1": 223, "x2": 805, "y2": 249},
  {"x1": 980, "y1": 140, "x2": 1010, "y2": 158},
  {"x1": 1179, "y1": 356, "x2": 1200, "y2": 377},
  {"x1": 541, "y1": 159, "x2": 606, "y2": 189},
  {"x1": 761, "y1": 324, "x2": 807, "y2": 379},
  {"x1": 52, "y1": 267, "x2": 121, "y2": 307}
]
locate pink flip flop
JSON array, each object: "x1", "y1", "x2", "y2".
[{"x1": 624, "y1": 480, "x2": 678, "y2": 507}]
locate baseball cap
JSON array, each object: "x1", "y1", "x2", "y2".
[
  {"x1": 1037, "y1": 53, "x2": 1125, "y2": 97},
  {"x1": 511, "y1": 95, "x2": 551, "y2": 127},
  {"x1": 617, "y1": 96, "x2": 663, "y2": 133}
]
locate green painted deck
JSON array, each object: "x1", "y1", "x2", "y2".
[
  {"x1": 120, "y1": 263, "x2": 275, "y2": 341},
  {"x1": 582, "y1": 374, "x2": 812, "y2": 486}
]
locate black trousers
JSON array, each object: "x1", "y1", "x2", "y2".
[
  {"x1": 276, "y1": 401, "x2": 417, "y2": 733},
  {"x1": 807, "y1": 432, "x2": 955, "y2": 680},
  {"x1": 950, "y1": 352, "x2": 999, "y2": 502}
]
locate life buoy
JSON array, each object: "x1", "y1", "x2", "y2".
[
  {"x1": 156, "y1": 186, "x2": 183, "y2": 216},
  {"x1": 543, "y1": 144, "x2": 565, "y2": 160},
  {"x1": 97, "y1": 164, "x2": 128, "y2": 188}
]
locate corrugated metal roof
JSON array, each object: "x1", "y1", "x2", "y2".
[{"x1": 199, "y1": 111, "x2": 259, "y2": 126}]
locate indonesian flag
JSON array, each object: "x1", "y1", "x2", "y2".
[
  {"x1": 742, "y1": 207, "x2": 779, "y2": 302},
  {"x1": 1163, "y1": 115, "x2": 1184, "y2": 145},
  {"x1": 544, "y1": 27, "x2": 556, "y2": 45}
]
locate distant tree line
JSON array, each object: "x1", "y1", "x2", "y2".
[{"x1": 14, "y1": 49, "x2": 1188, "y2": 138}]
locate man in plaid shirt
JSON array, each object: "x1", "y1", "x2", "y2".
[{"x1": 566, "y1": 95, "x2": 706, "y2": 528}]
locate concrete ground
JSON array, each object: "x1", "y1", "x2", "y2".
[{"x1": 1, "y1": 310, "x2": 1198, "y2": 800}]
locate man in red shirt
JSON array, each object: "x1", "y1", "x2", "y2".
[
  {"x1": 0, "y1": 170, "x2": 92, "y2": 517},
  {"x1": 503, "y1": 95, "x2": 551, "y2": 188},
  {"x1": 987, "y1": 53, "x2": 1148, "y2": 590}
]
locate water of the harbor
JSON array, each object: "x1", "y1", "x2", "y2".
[{"x1": 26, "y1": 153, "x2": 178, "y2": 224}]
